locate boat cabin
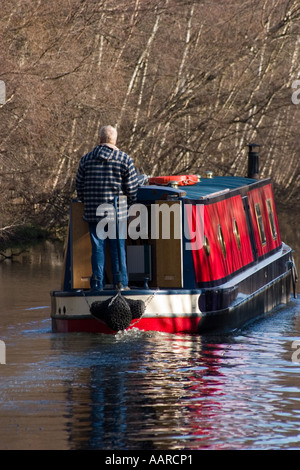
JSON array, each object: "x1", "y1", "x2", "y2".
[{"x1": 62, "y1": 174, "x2": 282, "y2": 295}]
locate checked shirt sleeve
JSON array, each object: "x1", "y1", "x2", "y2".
[{"x1": 122, "y1": 157, "x2": 138, "y2": 204}]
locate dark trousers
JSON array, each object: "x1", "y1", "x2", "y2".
[{"x1": 89, "y1": 222, "x2": 128, "y2": 288}]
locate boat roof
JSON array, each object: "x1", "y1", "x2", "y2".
[
  {"x1": 137, "y1": 176, "x2": 259, "y2": 202},
  {"x1": 182, "y1": 176, "x2": 256, "y2": 199}
]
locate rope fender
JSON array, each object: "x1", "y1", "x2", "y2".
[{"x1": 90, "y1": 293, "x2": 146, "y2": 331}]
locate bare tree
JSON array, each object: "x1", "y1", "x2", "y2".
[{"x1": 0, "y1": 0, "x2": 299, "y2": 238}]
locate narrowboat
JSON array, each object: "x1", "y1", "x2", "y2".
[{"x1": 50, "y1": 146, "x2": 297, "y2": 334}]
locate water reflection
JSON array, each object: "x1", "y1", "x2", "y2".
[
  {"x1": 0, "y1": 302, "x2": 300, "y2": 450},
  {"x1": 0, "y1": 211, "x2": 299, "y2": 450},
  {"x1": 47, "y1": 332, "x2": 233, "y2": 450},
  {"x1": 0, "y1": 241, "x2": 63, "y2": 315},
  {"x1": 43, "y1": 309, "x2": 300, "y2": 451}
]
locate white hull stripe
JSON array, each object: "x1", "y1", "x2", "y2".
[{"x1": 51, "y1": 292, "x2": 202, "y2": 318}]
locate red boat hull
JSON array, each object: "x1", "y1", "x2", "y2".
[{"x1": 52, "y1": 315, "x2": 201, "y2": 335}]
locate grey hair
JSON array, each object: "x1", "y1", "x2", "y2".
[{"x1": 99, "y1": 125, "x2": 118, "y2": 144}]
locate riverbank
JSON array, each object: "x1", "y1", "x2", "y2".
[{"x1": 0, "y1": 224, "x2": 66, "y2": 260}]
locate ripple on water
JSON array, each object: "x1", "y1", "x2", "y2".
[{"x1": 1, "y1": 295, "x2": 300, "y2": 449}]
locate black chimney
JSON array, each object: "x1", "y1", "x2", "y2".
[{"x1": 247, "y1": 143, "x2": 259, "y2": 179}]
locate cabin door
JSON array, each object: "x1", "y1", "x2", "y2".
[{"x1": 152, "y1": 200, "x2": 183, "y2": 288}]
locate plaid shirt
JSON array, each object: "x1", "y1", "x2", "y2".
[{"x1": 75, "y1": 144, "x2": 138, "y2": 222}]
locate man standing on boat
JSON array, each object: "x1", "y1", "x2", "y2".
[{"x1": 75, "y1": 125, "x2": 138, "y2": 291}]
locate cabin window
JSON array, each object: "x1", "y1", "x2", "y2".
[
  {"x1": 266, "y1": 198, "x2": 277, "y2": 240},
  {"x1": 233, "y1": 218, "x2": 241, "y2": 250},
  {"x1": 203, "y1": 235, "x2": 210, "y2": 256},
  {"x1": 254, "y1": 203, "x2": 266, "y2": 245},
  {"x1": 217, "y1": 224, "x2": 226, "y2": 258}
]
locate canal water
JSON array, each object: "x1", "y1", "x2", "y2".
[{"x1": 0, "y1": 212, "x2": 299, "y2": 451}]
